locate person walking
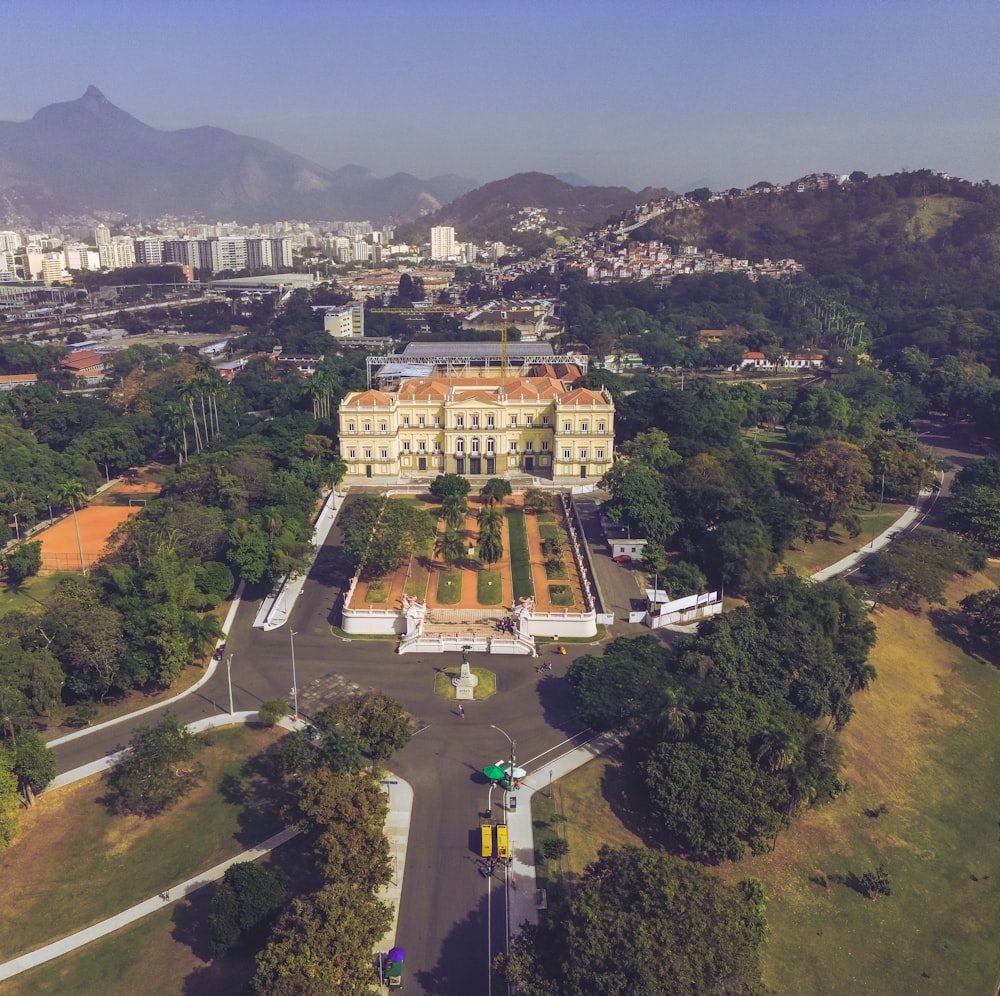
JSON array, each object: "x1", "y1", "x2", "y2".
[{"x1": 458, "y1": 704, "x2": 465, "y2": 718}]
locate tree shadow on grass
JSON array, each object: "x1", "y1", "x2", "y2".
[
  {"x1": 928, "y1": 606, "x2": 1000, "y2": 671},
  {"x1": 171, "y1": 884, "x2": 217, "y2": 963},
  {"x1": 217, "y1": 745, "x2": 294, "y2": 847},
  {"x1": 598, "y1": 746, "x2": 664, "y2": 850},
  {"x1": 178, "y1": 839, "x2": 324, "y2": 995}
]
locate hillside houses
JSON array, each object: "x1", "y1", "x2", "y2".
[{"x1": 737, "y1": 351, "x2": 824, "y2": 371}]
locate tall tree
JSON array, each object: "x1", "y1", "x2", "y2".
[
  {"x1": 55, "y1": 480, "x2": 88, "y2": 572},
  {"x1": 796, "y1": 440, "x2": 872, "y2": 539}
]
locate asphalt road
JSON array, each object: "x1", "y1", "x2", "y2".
[{"x1": 53, "y1": 501, "x2": 594, "y2": 995}]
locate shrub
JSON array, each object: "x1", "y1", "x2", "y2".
[
  {"x1": 548, "y1": 584, "x2": 574, "y2": 607},
  {"x1": 859, "y1": 862, "x2": 892, "y2": 899},
  {"x1": 542, "y1": 837, "x2": 569, "y2": 860},
  {"x1": 197, "y1": 561, "x2": 236, "y2": 600},
  {"x1": 258, "y1": 699, "x2": 290, "y2": 727}
]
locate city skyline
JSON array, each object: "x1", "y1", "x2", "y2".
[{"x1": 3, "y1": 0, "x2": 999, "y2": 195}]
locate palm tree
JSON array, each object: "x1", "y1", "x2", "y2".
[
  {"x1": 659, "y1": 688, "x2": 695, "y2": 742},
  {"x1": 55, "y1": 480, "x2": 87, "y2": 573},
  {"x1": 161, "y1": 403, "x2": 190, "y2": 465},
  {"x1": 845, "y1": 661, "x2": 878, "y2": 695},
  {"x1": 442, "y1": 494, "x2": 468, "y2": 530},
  {"x1": 754, "y1": 729, "x2": 797, "y2": 773},
  {"x1": 180, "y1": 383, "x2": 203, "y2": 454},
  {"x1": 436, "y1": 527, "x2": 466, "y2": 565},
  {"x1": 183, "y1": 611, "x2": 225, "y2": 660}
]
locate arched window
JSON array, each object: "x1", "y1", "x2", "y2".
[
  {"x1": 471, "y1": 437, "x2": 480, "y2": 454},
  {"x1": 456, "y1": 437, "x2": 465, "y2": 454},
  {"x1": 486, "y1": 437, "x2": 495, "y2": 454}
]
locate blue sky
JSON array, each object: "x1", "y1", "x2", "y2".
[{"x1": 4, "y1": 0, "x2": 998, "y2": 192}]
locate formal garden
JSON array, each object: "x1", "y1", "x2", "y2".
[{"x1": 342, "y1": 478, "x2": 588, "y2": 615}]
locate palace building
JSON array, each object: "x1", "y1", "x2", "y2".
[{"x1": 337, "y1": 342, "x2": 614, "y2": 484}]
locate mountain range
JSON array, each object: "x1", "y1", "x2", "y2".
[
  {"x1": 0, "y1": 87, "x2": 479, "y2": 227},
  {"x1": 0, "y1": 88, "x2": 672, "y2": 235}
]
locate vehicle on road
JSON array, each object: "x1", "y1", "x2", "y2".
[{"x1": 612, "y1": 554, "x2": 632, "y2": 564}]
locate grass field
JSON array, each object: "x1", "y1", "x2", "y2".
[
  {"x1": 477, "y1": 569, "x2": 503, "y2": 605},
  {"x1": 0, "y1": 572, "x2": 76, "y2": 618},
  {"x1": 506, "y1": 509, "x2": 533, "y2": 600},
  {"x1": 715, "y1": 568, "x2": 1000, "y2": 994},
  {"x1": 432, "y1": 667, "x2": 497, "y2": 699},
  {"x1": 780, "y1": 502, "x2": 910, "y2": 575},
  {"x1": 436, "y1": 570, "x2": 462, "y2": 604},
  {"x1": 0, "y1": 899, "x2": 259, "y2": 996},
  {"x1": 532, "y1": 570, "x2": 1000, "y2": 995},
  {"x1": 0, "y1": 725, "x2": 286, "y2": 960},
  {"x1": 531, "y1": 747, "x2": 644, "y2": 895}
]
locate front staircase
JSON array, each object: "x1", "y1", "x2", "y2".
[{"x1": 397, "y1": 609, "x2": 536, "y2": 655}]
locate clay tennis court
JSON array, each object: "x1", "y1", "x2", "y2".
[{"x1": 35, "y1": 476, "x2": 160, "y2": 573}]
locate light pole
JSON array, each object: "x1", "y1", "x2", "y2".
[
  {"x1": 490, "y1": 724, "x2": 516, "y2": 805},
  {"x1": 289, "y1": 629, "x2": 299, "y2": 721}
]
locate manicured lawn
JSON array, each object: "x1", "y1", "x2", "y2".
[
  {"x1": 544, "y1": 561, "x2": 568, "y2": 579},
  {"x1": 505, "y1": 509, "x2": 533, "y2": 600},
  {"x1": 548, "y1": 584, "x2": 574, "y2": 607},
  {"x1": 364, "y1": 579, "x2": 389, "y2": 602},
  {"x1": 436, "y1": 570, "x2": 463, "y2": 604},
  {"x1": 404, "y1": 556, "x2": 430, "y2": 598},
  {"x1": 477, "y1": 569, "x2": 503, "y2": 605},
  {"x1": 0, "y1": 725, "x2": 287, "y2": 959},
  {"x1": 432, "y1": 667, "x2": 497, "y2": 699},
  {"x1": 538, "y1": 523, "x2": 560, "y2": 544}
]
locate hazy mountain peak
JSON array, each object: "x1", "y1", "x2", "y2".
[
  {"x1": 82, "y1": 85, "x2": 109, "y2": 107},
  {"x1": 1, "y1": 88, "x2": 480, "y2": 224}
]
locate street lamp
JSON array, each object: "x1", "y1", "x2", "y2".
[
  {"x1": 289, "y1": 629, "x2": 299, "y2": 721},
  {"x1": 490, "y1": 724, "x2": 516, "y2": 797}
]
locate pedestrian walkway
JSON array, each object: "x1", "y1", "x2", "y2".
[
  {"x1": 254, "y1": 489, "x2": 346, "y2": 631},
  {"x1": 810, "y1": 503, "x2": 921, "y2": 581},
  {"x1": 374, "y1": 774, "x2": 414, "y2": 955},
  {"x1": 1, "y1": 706, "x2": 412, "y2": 985},
  {"x1": 505, "y1": 731, "x2": 618, "y2": 931},
  {"x1": 0, "y1": 827, "x2": 298, "y2": 982}
]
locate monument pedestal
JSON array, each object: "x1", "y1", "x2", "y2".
[{"x1": 452, "y1": 645, "x2": 479, "y2": 700}]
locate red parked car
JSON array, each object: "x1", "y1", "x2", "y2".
[{"x1": 613, "y1": 554, "x2": 632, "y2": 564}]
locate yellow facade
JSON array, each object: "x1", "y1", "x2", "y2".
[{"x1": 338, "y1": 375, "x2": 614, "y2": 483}]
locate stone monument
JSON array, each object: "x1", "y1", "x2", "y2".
[{"x1": 452, "y1": 645, "x2": 479, "y2": 700}]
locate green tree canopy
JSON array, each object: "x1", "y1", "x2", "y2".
[
  {"x1": 103, "y1": 714, "x2": 203, "y2": 817},
  {"x1": 502, "y1": 846, "x2": 767, "y2": 995}
]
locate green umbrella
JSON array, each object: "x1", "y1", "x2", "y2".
[{"x1": 483, "y1": 765, "x2": 506, "y2": 781}]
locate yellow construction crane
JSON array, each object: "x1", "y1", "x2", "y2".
[{"x1": 500, "y1": 310, "x2": 508, "y2": 375}]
